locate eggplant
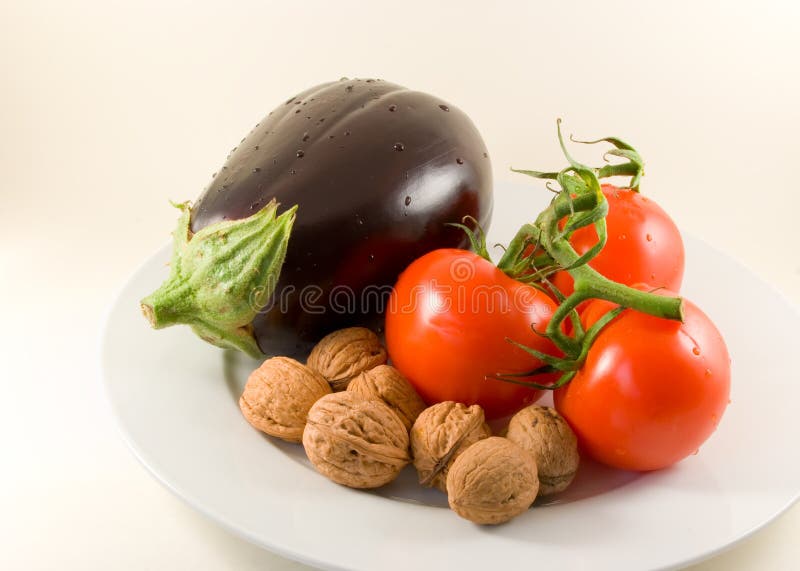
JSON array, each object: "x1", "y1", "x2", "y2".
[{"x1": 141, "y1": 78, "x2": 492, "y2": 358}]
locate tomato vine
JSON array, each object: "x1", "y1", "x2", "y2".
[{"x1": 486, "y1": 121, "x2": 683, "y2": 388}]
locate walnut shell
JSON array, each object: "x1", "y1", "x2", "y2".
[
  {"x1": 347, "y1": 365, "x2": 426, "y2": 431},
  {"x1": 306, "y1": 327, "x2": 387, "y2": 391},
  {"x1": 506, "y1": 405, "x2": 579, "y2": 496},
  {"x1": 447, "y1": 437, "x2": 539, "y2": 525},
  {"x1": 303, "y1": 392, "x2": 410, "y2": 488},
  {"x1": 239, "y1": 357, "x2": 331, "y2": 443},
  {"x1": 410, "y1": 401, "x2": 491, "y2": 492}
]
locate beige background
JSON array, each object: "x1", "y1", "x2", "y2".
[{"x1": 2, "y1": 0, "x2": 799, "y2": 569}]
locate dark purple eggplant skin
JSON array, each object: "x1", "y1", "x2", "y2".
[{"x1": 191, "y1": 78, "x2": 492, "y2": 357}]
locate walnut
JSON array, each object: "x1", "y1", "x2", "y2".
[
  {"x1": 302, "y1": 392, "x2": 410, "y2": 488},
  {"x1": 306, "y1": 327, "x2": 387, "y2": 391},
  {"x1": 410, "y1": 401, "x2": 491, "y2": 492},
  {"x1": 347, "y1": 365, "x2": 426, "y2": 431},
  {"x1": 506, "y1": 405, "x2": 579, "y2": 496},
  {"x1": 239, "y1": 356, "x2": 331, "y2": 443},
  {"x1": 446, "y1": 437, "x2": 539, "y2": 525}
]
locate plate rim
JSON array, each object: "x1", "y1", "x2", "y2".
[{"x1": 101, "y1": 231, "x2": 800, "y2": 571}]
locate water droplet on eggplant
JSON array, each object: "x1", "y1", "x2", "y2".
[
  {"x1": 296, "y1": 149, "x2": 305, "y2": 158},
  {"x1": 393, "y1": 142, "x2": 405, "y2": 151},
  {"x1": 388, "y1": 104, "x2": 397, "y2": 112},
  {"x1": 302, "y1": 132, "x2": 310, "y2": 142},
  {"x1": 439, "y1": 104, "x2": 449, "y2": 111},
  {"x1": 456, "y1": 157, "x2": 464, "y2": 164},
  {"x1": 404, "y1": 196, "x2": 412, "y2": 206}
]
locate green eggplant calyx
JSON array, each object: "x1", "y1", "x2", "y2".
[{"x1": 140, "y1": 199, "x2": 297, "y2": 357}]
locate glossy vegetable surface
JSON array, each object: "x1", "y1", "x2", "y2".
[
  {"x1": 385, "y1": 249, "x2": 559, "y2": 419},
  {"x1": 145, "y1": 78, "x2": 493, "y2": 357},
  {"x1": 550, "y1": 184, "x2": 684, "y2": 297},
  {"x1": 554, "y1": 290, "x2": 731, "y2": 471}
]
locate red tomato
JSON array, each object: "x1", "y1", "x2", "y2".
[
  {"x1": 551, "y1": 185, "x2": 685, "y2": 297},
  {"x1": 386, "y1": 249, "x2": 559, "y2": 419},
  {"x1": 554, "y1": 291, "x2": 730, "y2": 471}
]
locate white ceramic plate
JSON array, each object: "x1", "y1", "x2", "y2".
[{"x1": 103, "y1": 183, "x2": 800, "y2": 571}]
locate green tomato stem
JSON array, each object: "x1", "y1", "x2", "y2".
[
  {"x1": 495, "y1": 122, "x2": 682, "y2": 379},
  {"x1": 540, "y1": 201, "x2": 683, "y2": 357}
]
